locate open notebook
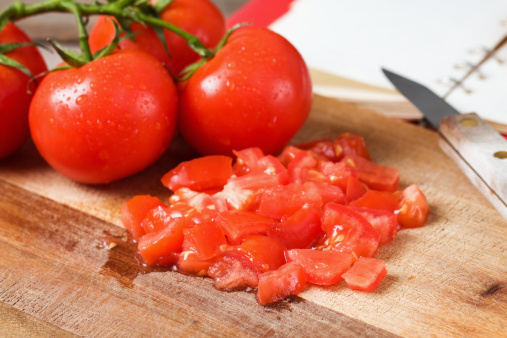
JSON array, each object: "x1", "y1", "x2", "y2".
[{"x1": 228, "y1": 0, "x2": 507, "y2": 132}]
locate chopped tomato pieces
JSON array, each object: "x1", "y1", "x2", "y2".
[
  {"x1": 256, "y1": 262, "x2": 307, "y2": 305},
  {"x1": 342, "y1": 257, "x2": 387, "y2": 292},
  {"x1": 121, "y1": 133, "x2": 429, "y2": 305},
  {"x1": 285, "y1": 249, "x2": 355, "y2": 285},
  {"x1": 121, "y1": 195, "x2": 166, "y2": 240},
  {"x1": 161, "y1": 155, "x2": 233, "y2": 192},
  {"x1": 396, "y1": 184, "x2": 430, "y2": 228}
]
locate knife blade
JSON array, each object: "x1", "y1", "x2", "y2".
[{"x1": 382, "y1": 68, "x2": 507, "y2": 221}]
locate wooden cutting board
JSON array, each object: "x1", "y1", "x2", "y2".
[{"x1": 1, "y1": 94, "x2": 506, "y2": 337}]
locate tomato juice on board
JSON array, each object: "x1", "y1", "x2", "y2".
[{"x1": 121, "y1": 133, "x2": 430, "y2": 305}]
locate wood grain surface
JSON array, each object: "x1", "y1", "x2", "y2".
[{"x1": 0, "y1": 94, "x2": 506, "y2": 337}]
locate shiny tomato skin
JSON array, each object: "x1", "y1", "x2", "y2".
[
  {"x1": 89, "y1": 0, "x2": 226, "y2": 76},
  {"x1": 0, "y1": 23, "x2": 47, "y2": 159},
  {"x1": 178, "y1": 27, "x2": 312, "y2": 156},
  {"x1": 285, "y1": 249, "x2": 355, "y2": 285},
  {"x1": 342, "y1": 257, "x2": 387, "y2": 292},
  {"x1": 256, "y1": 262, "x2": 307, "y2": 305},
  {"x1": 29, "y1": 51, "x2": 178, "y2": 184},
  {"x1": 396, "y1": 184, "x2": 430, "y2": 228}
]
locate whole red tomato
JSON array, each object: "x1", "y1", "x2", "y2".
[
  {"x1": 178, "y1": 27, "x2": 313, "y2": 156},
  {"x1": 0, "y1": 23, "x2": 47, "y2": 159},
  {"x1": 88, "y1": 0, "x2": 226, "y2": 77},
  {"x1": 29, "y1": 50, "x2": 178, "y2": 184}
]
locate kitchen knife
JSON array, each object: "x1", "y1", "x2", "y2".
[{"x1": 382, "y1": 68, "x2": 507, "y2": 221}]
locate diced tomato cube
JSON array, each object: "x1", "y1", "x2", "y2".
[
  {"x1": 313, "y1": 181, "x2": 345, "y2": 205},
  {"x1": 141, "y1": 206, "x2": 176, "y2": 234},
  {"x1": 318, "y1": 161, "x2": 357, "y2": 191},
  {"x1": 285, "y1": 249, "x2": 355, "y2": 285},
  {"x1": 121, "y1": 195, "x2": 166, "y2": 240},
  {"x1": 320, "y1": 203, "x2": 380, "y2": 258},
  {"x1": 177, "y1": 251, "x2": 213, "y2": 276},
  {"x1": 277, "y1": 145, "x2": 305, "y2": 167},
  {"x1": 256, "y1": 262, "x2": 307, "y2": 305},
  {"x1": 137, "y1": 217, "x2": 186, "y2": 266},
  {"x1": 233, "y1": 147, "x2": 264, "y2": 176},
  {"x1": 234, "y1": 235, "x2": 287, "y2": 273},
  {"x1": 182, "y1": 222, "x2": 227, "y2": 260},
  {"x1": 349, "y1": 190, "x2": 399, "y2": 212},
  {"x1": 258, "y1": 182, "x2": 323, "y2": 219},
  {"x1": 342, "y1": 257, "x2": 387, "y2": 292},
  {"x1": 345, "y1": 175, "x2": 368, "y2": 203},
  {"x1": 336, "y1": 132, "x2": 371, "y2": 160},
  {"x1": 208, "y1": 255, "x2": 259, "y2": 291},
  {"x1": 295, "y1": 137, "x2": 341, "y2": 162},
  {"x1": 288, "y1": 151, "x2": 321, "y2": 184},
  {"x1": 215, "y1": 210, "x2": 275, "y2": 245},
  {"x1": 212, "y1": 186, "x2": 257, "y2": 211},
  {"x1": 268, "y1": 204, "x2": 323, "y2": 249},
  {"x1": 396, "y1": 184, "x2": 430, "y2": 228},
  {"x1": 343, "y1": 155, "x2": 399, "y2": 192},
  {"x1": 161, "y1": 155, "x2": 233, "y2": 192},
  {"x1": 350, "y1": 207, "x2": 398, "y2": 246}
]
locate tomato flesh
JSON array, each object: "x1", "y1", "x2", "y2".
[
  {"x1": 161, "y1": 155, "x2": 233, "y2": 192},
  {"x1": 121, "y1": 195, "x2": 166, "y2": 240},
  {"x1": 285, "y1": 249, "x2": 355, "y2": 285},
  {"x1": 121, "y1": 134, "x2": 429, "y2": 304},
  {"x1": 342, "y1": 257, "x2": 387, "y2": 292},
  {"x1": 257, "y1": 262, "x2": 307, "y2": 305},
  {"x1": 396, "y1": 184, "x2": 430, "y2": 228}
]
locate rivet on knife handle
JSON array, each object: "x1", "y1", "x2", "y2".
[{"x1": 439, "y1": 113, "x2": 507, "y2": 219}]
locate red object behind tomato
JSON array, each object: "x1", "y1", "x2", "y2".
[
  {"x1": 89, "y1": 0, "x2": 226, "y2": 76},
  {"x1": 0, "y1": 23, "x2": 47, "y2": 159},
  {"x1": 29, "y1": 50, "x2": 178, "y2": 184},
  {"x1": 178, "y1": 27, "x2": 312, "y2": 156}
]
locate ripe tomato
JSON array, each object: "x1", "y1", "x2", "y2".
[
  {"x1": 178, "y1": 27, "x2": 312, "y2": 156},
  {"x1": 89, "y1": 0, "x2": 226, "y2": 76},
  {"x1": 0, "y1": 23, "x2": 47, "y2": 159},
  {"x1": 29, "y1": 50, "x2": 178, "y2": 184}
]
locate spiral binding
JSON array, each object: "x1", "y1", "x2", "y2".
[{"x1": 437, "y1": 34, "x2": 507, "y2": 98}]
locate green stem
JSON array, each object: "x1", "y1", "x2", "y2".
[{"x1": 0, "y1": 0, "x2": 214, "y2": 59}]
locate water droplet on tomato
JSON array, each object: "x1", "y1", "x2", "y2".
[
  {"x1": 66, "y1": 97, "x2": 71, "y2": 102},
  {"x1": 76, "y1": 77, "x2": 84, "y2": 84},
  {"x1": 90, "y1": 82, "x2": 95, "y2": 89},
  {"x1": 227, "y1": 61, "x2": 235, "y2": 69},
  {"x1": 49, "y1": 118, "x2": 55, "y2": 124},
  {"x1": 76, "y1": 95, "x2": 87, "y2": 105},
  {"x1": 226, "y1": 80, "x2": 235, "y2": 91},
  {"x1": 155, "y1": 123, "x2": 162, "y2": 130}
]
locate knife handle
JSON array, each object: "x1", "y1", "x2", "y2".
[{"x1": 439, "y1": 113, "x2": 507, "y2": 220}]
